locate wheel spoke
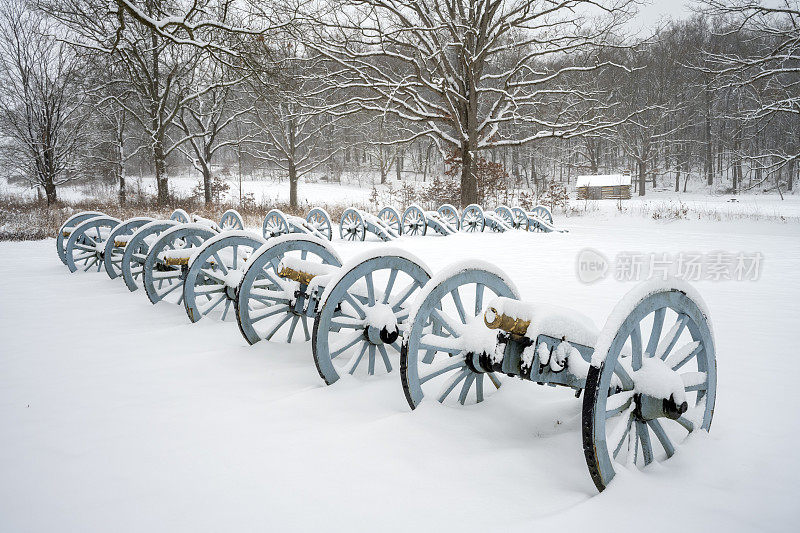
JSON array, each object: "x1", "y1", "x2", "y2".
[
  {"x1": 377, "y1": 344, "x2": 392, "y2": 373},
  {"x1": 264, "y1": 313, "x2": 293, "y2": 340},
  {"x1": 610, "y1": 408, "x2": 635, "y2": 459},
  {"x1": 450, "y1": 288, "x2": 467, "y2": 324},
  {"x1": 474, "y1": 283, "x2": 484, "y2": 315},
  {"x1": 645, "y1": 308, "x2": 666, "y2": 358},
  {"x1": 667, "y1": 341, "x2": 703, "y2": 371},
  {"x1": 647, "y1": 419, "x2": 675, "y2": 457},
  {"x1": 437, "y1": 369, "x2": 468, "y2": 403},
  {"x1": 457, "y1": 373, "x2": 475, "y2": 405},
  {"x1": 250, "y1": 305, "x2": 290, "y2": 323},
  {"x1": 630, "y1": 323, "x2": 643, "y2": 370},
  {"x1": 342, "y1": 292, "x2": 367, "y2": 319},
  {"x1": 201, "y1": 294, "x2": 226, "y2": 315},
  {"x1": 286, "y1": 315, "x2": 300, "y2": 342},
  {"x1": 331, "y1": 331, "x2": 365, "y2": 358},
  {"x1": 419, "y1": 356, "x2": 467, "y2": 384},
  {"x1": 475, "y1": 374, "x2": 484, "y2": 402},
  {"x1": 429, "y1": 308, "x2": 462, "y2": 338},
  {"x1": 347, "y1": 342, "x2": 369, "y2": 374},
  {"x1": 365, "y1": 272, "x2": 376, "y2": 305},
  {"x1": 382, "y1": 269, "x2": 398, "y2": 304},
  {"x1": 389, "y1": 281, "x2": 419, "y2": 311},
  {"x1": 656, "y1": 314, "x2": 688, "y2": 360},
  {"x1": 636, "y1": 421, "x2": 654, "y2": 465}
]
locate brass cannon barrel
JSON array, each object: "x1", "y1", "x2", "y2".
[
  {"x1": 483, "y1": 306, "x2": 531, "y2": 337},
  {"x1": 277, "y1": 265, "x2": 318, "y2": 286}
]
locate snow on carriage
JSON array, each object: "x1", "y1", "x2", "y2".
[
  {"x1": 400, "y1": 204, "x2": 459, "y2": 236},
  {"x1": 263, "y1": 208, "x2": 333, "y2": 241},
  {"x1": 400, "y1": 262, "x2": 716, "y2": 491},
  {"x1": 235, "y1": 234, "x2": 431, "y2": 384},
  {"x1": 339, "y1": 207, "x2": 401, "y2": 241}
]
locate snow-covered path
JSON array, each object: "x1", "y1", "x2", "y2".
[{"x1": 1, "y1": 218, "x2": 798, "y2": 532}]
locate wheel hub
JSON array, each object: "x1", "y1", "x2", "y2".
[{"x1": 633, "y1": 392, "x2": 688, "y2": 421}]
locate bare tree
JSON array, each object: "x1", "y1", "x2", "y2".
[
  {"x1": 700, "y1": 0, "x2": 800, "y2": 188},
  {"x1": 307, "y1": 0, "x2": 635, "y2": 205},
  {"x1": 0, "y1": 0, "x2": 87, "y2": 204},
  {"x1": 175, "y1": 57, "x2": 249, "y2": 205}
]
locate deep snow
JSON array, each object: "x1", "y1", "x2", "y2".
[{"x1": 1, "y1": 216, "x2": 798, "y2": 532}]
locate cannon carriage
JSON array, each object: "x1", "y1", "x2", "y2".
[
  {"x1": 235, "y1": 235, "x2": 431, "y2": 383},
  {"x1": 339, "y1": 207, "x2": 401, "y2": 241},
  {"x1": 400, "y1": 263, "x2": 716, "y2": 491},
  {"x1": 263, "y1": 208, "x2": 333, "y2": 241},
  {"x1": 401, "y1": 204, "x2": 459, "y2": 236}
]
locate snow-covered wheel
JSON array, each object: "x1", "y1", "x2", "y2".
[
  {"x1": 400, "y1": 262, "x2": 519, "y2": 408},
  {"x1": 183, "y1": 231, "x2": 265, "y2": 323},
  {"x1": 236, "y1": 235, "x2": 342, "y2": 345},
  {"x1": 312, "y1": 250, "x2": 432, "y2": 385},
  {"x1": 103, "y1": 217, "x2": 153, "y2": 279},
  {"x1": 306, "y1": 208, "x2": 333, "y2": 241},
  {"x1": 510, "y1": 207, "x2": 529, "y2": 231},
  {"x1": 57, "y1": 211, "x2": 105, "y2": 265},
  {"x1": 65, "y1": 215, "x2": 122, "y2": 273},
  {"x1": 170, "y1": 209, "x2": 190, "y2": 224},
  {"x1": 377, "y1": 206, "x2": 402, "y2": 235},
  {"x1": 263, "y1": 209, "x2": 290, "y2": 239},
  {"x1": 582, "y1": 281, "x2": 717, "y2": 492},
  {"x1": 142, "y1": 223, "x2": 217, "y2": 305},
  {"x1": 401, "y1": 205, "x2": 427, "y2": 236},
  {"x1": 339, "y1": 208, "x2": 366, "y2": 241},
  {"x1": 529, "y1": 205, "x2": 552, "y2": 232},
  {"x1": 219, "y1": 209, "x2": 244, "y2": 231},
  {"x1": 494, "y1": 206, "x2": 515, "y2": 230},
  {"x1": 437, "y1": 204, "x2": 460, "y2": 231},
  {"x1": 120, "y1": 220, "x2": 179, "y2": 292},
  {"x1": 460, "y1": 204, "x2": 485, "y2": 233}
]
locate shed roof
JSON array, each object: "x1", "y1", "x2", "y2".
[{"x1": 575, "y1": 174, "x2": 632, "y2": 187}]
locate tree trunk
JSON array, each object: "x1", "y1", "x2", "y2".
[
  {"x1": 44, "y1": 178, "x2": 57, "y2": 205},
  {"x1": 460, "y1": 142, "x2": 477, "y2": 206},
  {"x1": 288, "y1": 161, "x2": 298, "y2": 209},
  {"x1": 118, "y1": 162, "x2": 126, "y2": 205},
  {"x1": 638, "y1": 159, "x2": 646, "y2": 197},
  {"x1": 787, "y1": 160, "x2": 795, "y2": 191},
  {"x1": 153, "y1": 137, "x2": 168, "y2": 205},
  {"x1": 395, "y1": 150, "x2": 403, "y2": 181},
  {"x1": 704, "y1": 86, "x2": 713, "y2": 186}
]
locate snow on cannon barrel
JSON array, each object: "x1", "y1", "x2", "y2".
[{"x1": 400, "y1": 262, "x2": 716, "y2": 492}]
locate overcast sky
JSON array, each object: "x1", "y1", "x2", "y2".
[{"x1": 633, "y1": 0, "x2": 694, "y2": 27}]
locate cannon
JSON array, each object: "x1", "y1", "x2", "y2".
[
  {"x1": 63, "y1": 214, "x2": 122, "y2": 273},
  {"x1": 459, "y1": 204, "x2": 516, "y2": 233},
  {"x1": 181, "y1": 230, "x2": 266, "y2": 323},
  {"x1": 57, "y1": 211, "x2": 106, "y2": 265},
  {"x1": 339, "y1": 207, "x2": 400, "y2": 241},
  {"x1": 169, "y1": 208, "x2": 244, "y2": 231},
  {"x1": 400, "y1": 262, "x2": 716, "y2": 492},
  {"x1": 401, "y1": 204, "x2": 459, "y2": 236},
  {"x1": 235, "y1": 235, "x2": 431, "y2": 384},
  {"x1": 103, "y1": 217, "x2": 154, "y2": 279},
  {"x1": 263, "y1": 208, "x2": 333, "y2": 241},
  {"x1": 525, "y1": 205, "x2": 563, "y2": 233},
  {"x1": 141, "y1": 222, "x2": 219, "y2": 305}
]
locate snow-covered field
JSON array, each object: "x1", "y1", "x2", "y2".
[{"x1": 1, "y1": 216, "x2": 798, "y2": 532}]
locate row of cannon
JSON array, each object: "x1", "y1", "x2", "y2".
[
  {"x1": 167, "y1": 203, "x2": 561, "y2": 244},
  {"x1": 56, "y1": 209, "x2": 717, "y2": 492}
]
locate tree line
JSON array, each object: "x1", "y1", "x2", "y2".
[{"x1": 0, "y1": 0, "x2": 797, "y2": 206}]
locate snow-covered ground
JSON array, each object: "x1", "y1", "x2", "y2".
[{"x1": 1, "y1": 216, "x2": 798, "y2": 532}]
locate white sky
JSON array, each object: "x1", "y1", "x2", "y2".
[{"x1": 633, "y1": 0, "x2": 695, "y2": 27}]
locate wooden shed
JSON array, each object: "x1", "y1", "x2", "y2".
[{"x1": 575, "y1": 173, "x2": 632, "y2": 200}]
